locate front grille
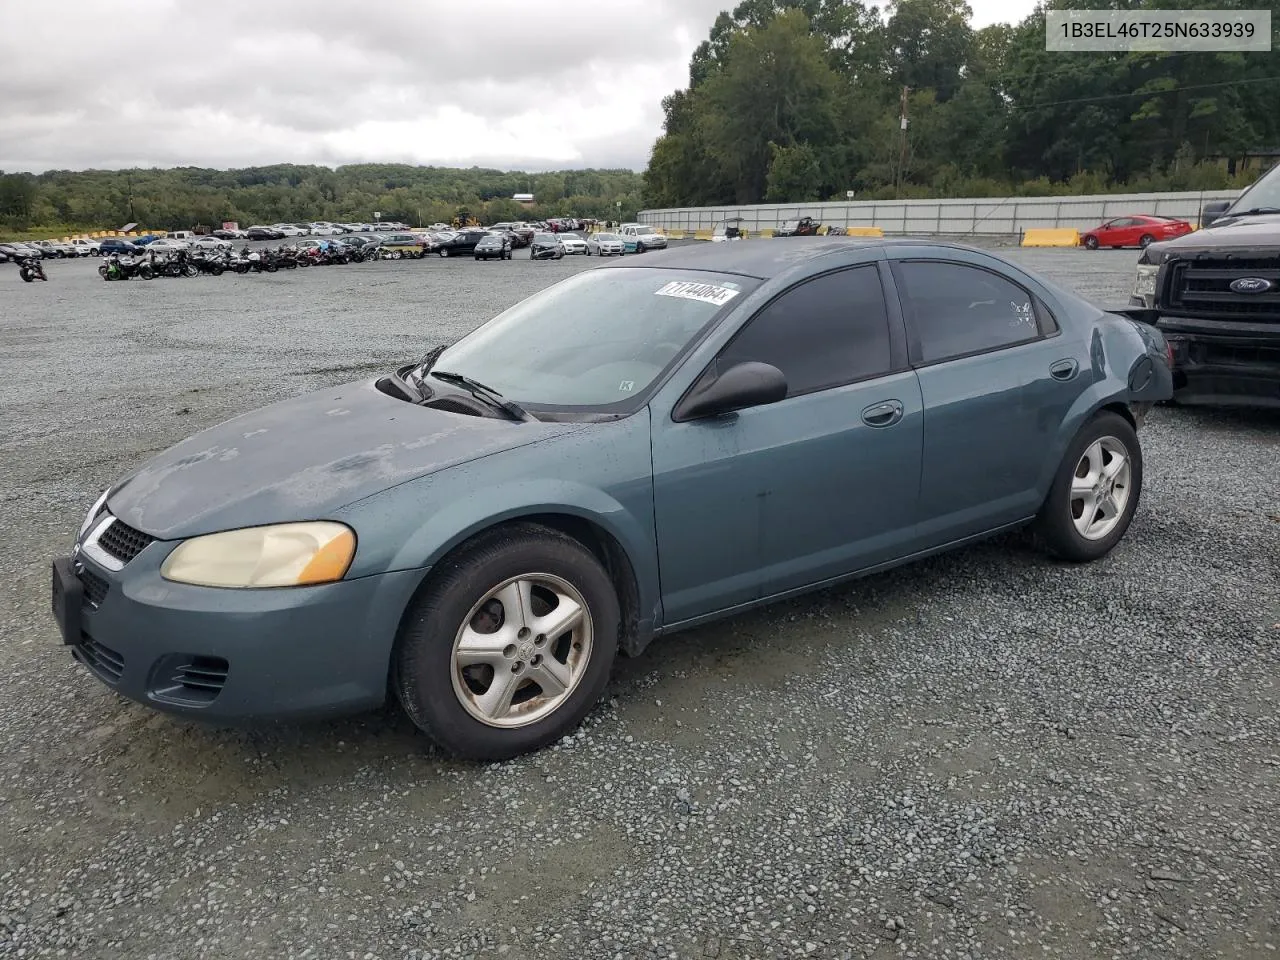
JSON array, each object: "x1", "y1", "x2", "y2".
[
  {"x1": 79, "y1": 568, "x2": 109, "y2": 609},
  {"x1": 97, "y1": 518, "x2": 156, "y2": 564},
  {"x1": 74, "y1": 635, "x2": 125, "y2": 683},
  {"x1": 1167, "y1": 257, "x2": 1280, "y2": 320}
]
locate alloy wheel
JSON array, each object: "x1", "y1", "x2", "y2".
[
  {"x1": 1070, "y1": 437, "x2": 1132, "y2": 540},
  {"x1": 450, "y1": 573, "x2": 593, "y2": 729}
]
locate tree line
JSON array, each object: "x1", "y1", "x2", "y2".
[
  {"x1": 0, "y1": 164, "x2": 645, "y2": 236},
  {"x1": 642, "y1": 0, "x2": 1280, "y2": 207}
]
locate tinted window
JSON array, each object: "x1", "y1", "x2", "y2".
[
  {"x1": 891, "y1": 261, "x2": 1041, "y2": 364},
  {"x1": 717, "y1": 266, "x2": 893, "y2": 397}
]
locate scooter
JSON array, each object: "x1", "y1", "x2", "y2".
[{"x1": 18, "y1": 257, "x2": 48, "y2": 282}]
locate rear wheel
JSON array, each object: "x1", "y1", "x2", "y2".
[
  {"x1": 393, "y1": 524, "x2": 619, "y2": 760},
  {"x1": 1033, "y1": 411, "x2": 1142, "y2": 562}
]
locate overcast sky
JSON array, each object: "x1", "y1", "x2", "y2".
[{"x1": 0, "y1": 0, "x2": 1037, "y2": 174}]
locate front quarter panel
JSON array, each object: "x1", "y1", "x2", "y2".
[{"x1": 333, "y1": 410, "x2": 660, "y2": 630}]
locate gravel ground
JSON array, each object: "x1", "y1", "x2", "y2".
[{"x1": 1, "y1": 244, "x2": 1277, "y2": 960}]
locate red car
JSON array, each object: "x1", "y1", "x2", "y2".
[{"x1": 1080, "y1": 215, "x2": 1193, "y2": 250}]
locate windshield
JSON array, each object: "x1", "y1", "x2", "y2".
[
  {"x1": 432, "y1": 268, "x2": 758, "y2": 410},
  {"x1": 596, "y1": 233, "x2": 619, "y2": 241},
  {"x1": 1227, "y1": 161, "x2": 1280, "y2": 214}
]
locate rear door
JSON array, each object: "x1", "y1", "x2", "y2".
[{"x1": 885, "y1": 252, "x2": 1089, "y2": 546}]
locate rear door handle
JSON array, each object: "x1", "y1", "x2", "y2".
[
  {"x1": 861, "y1": 399, "x2": 904, "y2": 428},
  {"x1": 1049, "y1": 358, "x2": 1079, "y2": 381}
]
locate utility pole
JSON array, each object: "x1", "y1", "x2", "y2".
[{"x1": 894, "y1": 85, "x2": 910, "y2": 198}]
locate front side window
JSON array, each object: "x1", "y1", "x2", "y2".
[
  {"x1": 714, "y1": 265, "x2": 893, "y2": 397},
  {"x1": 891, "y1": 260, "x2": 1042, "y2": 365},
  {"x1": 433, "y1": 268, "x2": 759, "y2": 410}
]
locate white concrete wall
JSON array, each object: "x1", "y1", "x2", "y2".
[{"x1": 638, "y1": 190, "x2": 1241, "y2": 236}]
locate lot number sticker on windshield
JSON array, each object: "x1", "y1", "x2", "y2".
[{"x1": 655, "y1": 280, "x2": 741, "y2": 307}]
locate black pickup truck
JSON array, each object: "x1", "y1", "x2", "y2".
[{"x1": 1129, "y1": 164, "x2": 1280, "y2": 408}]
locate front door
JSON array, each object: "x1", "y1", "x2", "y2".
[{"x1": 650, "y1": 264, "x2": 924, "y2": 626}]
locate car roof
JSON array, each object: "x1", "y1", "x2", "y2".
[{"x1": 604, "y1": 236, "x2": 1018, "y2": 280}]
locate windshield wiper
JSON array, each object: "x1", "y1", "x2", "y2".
[
  {"x1": 430, "y1": 370, "x2": 534, "y2": 422},
  {"x1": 1228, "y1": 206, "x2": 1280, "y2": 217}
]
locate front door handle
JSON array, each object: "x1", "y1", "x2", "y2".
[
  {"x1": 1049, "y1": 358, "x2": 1079, "y2": 381},
  {"x1": 861, "y1": 399, "x2": 904, "y2": 428}
]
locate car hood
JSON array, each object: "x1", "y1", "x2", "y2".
[
  {"x1": 1146, "y1": 214, "x2": 1280, "y2": 260},
  {"x1": 107, "y1": 378, "x2": 580, "y2": 540}
]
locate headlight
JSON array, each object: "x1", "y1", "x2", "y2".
[
  {"x1": 1132, "y1": 264, "x2": 1158, "y2": 298},
  {"x1": 78, "y1": 488, "x2": 111, "y2": 540},
  {"x1": 160, "y1": 521, "x2": 356, "y2": 588}
]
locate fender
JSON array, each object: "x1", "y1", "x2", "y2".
[
  {"x1": 333, "y1": 413, "x2": 662, "y2": 632},
  {"x1": 1032, "y1": 318, "x2": 1170, "y2": 497}
]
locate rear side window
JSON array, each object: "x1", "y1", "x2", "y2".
[
  {"x1": 891, "y1": 260, "x2": 1043, "y2": 365},
  {"x1": 716, "y1": 265, "x2": 893, "y2": 397}
]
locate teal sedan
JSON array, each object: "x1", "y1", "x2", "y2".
[{"x1": 54, "y1": 238, "x2": 1173, "y2": 760}]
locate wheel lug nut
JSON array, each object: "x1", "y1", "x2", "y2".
[
  {"x1": 534, "y1": 634, "x2": 546, "y2": 646},
  {"x1": 511, "y1": 661, "x2": 523, "y2": 673}
]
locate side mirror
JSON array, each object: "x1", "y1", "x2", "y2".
[
  {"x1": 1199, "y1": 199, "x2": 1231, "y2": 228},
  {"x1": 675, "y1": 361, "x2": 788, "y2": 421}
]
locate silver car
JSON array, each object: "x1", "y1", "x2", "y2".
[
  {"x1": 587, "y1": 232, "x2": 625, "y2": 257},
  {"x1": 558, "y1": 232, "x2": 588, "y2": 255}
]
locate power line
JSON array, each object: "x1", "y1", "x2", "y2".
[{"x1": 1009, "y1": 74, "x2": 1280, "y2": 113}]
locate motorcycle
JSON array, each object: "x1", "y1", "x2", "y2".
[
  {"x1": 190, "y1": 252, "x2": 226, "y2": 276},
  {"x1": 18, "y1": 257, "x2": 48, "y2": 282},
  {"x1": 98, "y1": 254, "x2": 154, "y2": 281}
]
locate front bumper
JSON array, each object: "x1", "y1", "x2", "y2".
[
  {"x1": 56, "y1": 543, "x2": 428, "y2": 722},
  {"x1": 1148, "y1": 315, "x2": 1280, "y2": 408}
]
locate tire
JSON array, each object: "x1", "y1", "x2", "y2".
[
  {"x1": 393, "y1": 523, "x2": 620, "y2": 760},
  {"x1": 636, "y1": 243, "x2": 646, "y2": 253},
  {"x1": 98, "y1": 265, "x2": 109, "y2": 280},
  {"x1": 439, "y1": 248, "x2": 450, "y2": 258},
  {"x1": 1139, "y1": 234, "x2": 1155, "y2": 248},
  {"x1": 1083, "y1": 235, "x2": 1099, "y2": 250},
  {"x1": 138, "y1": 265, "x2": 155, "y2": 280},
  {"x1": 266, "y1": 262, "x2": 279, "y2": 272},
  {"x1": 184, "y1": 264, "x2": 199, "y2": 277},
  {"x1": 210, "y1": 265, "x2": 224, "y2": 276},
  {"x1": 1033, "y1": 411, "x2": 1143, "y2": 563},
  {"x1": 20, "y1": 270, "x2": 33, "y2": 282}
]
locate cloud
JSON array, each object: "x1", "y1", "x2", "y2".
[
  {"x1": 0, "y1": 0, "x2": 1036, "y2": 173},
  {"x1": 0, "y1": 0, "x2": 725, "y2": 172}
]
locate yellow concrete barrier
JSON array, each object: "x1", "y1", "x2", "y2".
[
  {"x1": 845, "y1": 226, "x2": 885, "y2": 237},
  {"x1": 694, "y1": 228, "x2": 713, "y2": 241},
  {"x1": 756, "y1": 228, "x2": 775, "y2": 238},
  {"x1": 1021, "y1": 228, "x2": 1079, "y2": 247}
]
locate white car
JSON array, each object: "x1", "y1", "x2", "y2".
[
  {"x1": 147, "y1": 238, "x2": 191, "y2": 252},
  {"x1": 618, "y1": 223, "x2": 668, "y2": 253},
  {"x1": 70, "y1": 238, "x2": 100, "y2": 256},
  {"x1": 558, "y1": 232, "x2": 588, "y2": 255},
  {"x1": 586, "y1": 232, "x2": 625, "y2": 257},
  {"x1": 273, "y1": 225, "x2": 308, "y2": 237},
  {"x1": 191, "y1": 236, "x2": 233, "y2": 251},
  {"x1": 32, "y1": 240, "x2": 78, "y2": 258},
  {"x1": 308, "y1": 223, "x2": 344, "y2": 236}
]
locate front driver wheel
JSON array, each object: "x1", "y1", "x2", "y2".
[
  {"x1": 1033, "y1": 411, "x2": 1142, "y2": 562},
  {"x1": 1139, "y1": 234, "x2": 1155, "y2": 248},
  {"x1": 1084, "y1": 235, "x2": 1099, "y2": 250},
  {"x1": 393, "y1": 523, "x2": 620, "y2": 760}
]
